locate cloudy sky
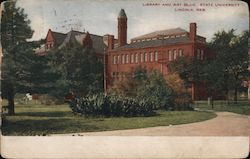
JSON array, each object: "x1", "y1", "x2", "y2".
[{"x1": 15, "y1": 0, "x2": 248, "y2": 42}]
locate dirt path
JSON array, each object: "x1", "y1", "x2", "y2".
[{"x1": 55, "y1": 112, "x2": 250, "y2": 136}]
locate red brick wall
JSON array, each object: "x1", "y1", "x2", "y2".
[
  {"x1": 45, "y1": 29, "x2": 55, "y2": 49},
  {"x1": 107, "y1": 41, "x2": 210, "y2": 100}
]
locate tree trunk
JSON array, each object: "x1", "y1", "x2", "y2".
[{"x1": 7, "y1": 86, "x2": 15, "y2": 115}]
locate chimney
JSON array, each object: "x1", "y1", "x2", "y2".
[
  {"x1": 108, "y1": 35, "x2": 114, "y2": 50},
  {"x1": 189, "y1": 23, "x2": 197, "y2": 42}
]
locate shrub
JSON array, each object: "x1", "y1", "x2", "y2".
[{"x1": 68, "y1": 94, "x2": 154, "y2": 117}]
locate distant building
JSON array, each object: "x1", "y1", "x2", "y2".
[
  {"x1": 35, "y1": 29, "x2": 108, "y2": 61},
  {"x1": 105, "y1": 9, "x2": 214, "y2": 100}
]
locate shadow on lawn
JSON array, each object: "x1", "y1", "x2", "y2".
[
  {"x1": 2, "y1": 118, "x2": 99, "y2": 136},
  {"x1": 16, "y1": 111, "x2": 73, "y2": 117}
]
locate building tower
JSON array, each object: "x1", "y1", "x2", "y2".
[{"x1": 118, "y1": 9, "x2": 127, "y2": 47}]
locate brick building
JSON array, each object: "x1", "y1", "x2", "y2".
[
  {"x1": 35, "y1": 29, "x2": 107, "y2": 61},
  {"x1": 105, "y1": 9, "x2": 213, "y2": 100}
]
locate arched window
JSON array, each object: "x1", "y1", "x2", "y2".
[
  {"x1": 173, "y1": 50, "x2": 177, "y2": 60},
  {"x1": 117, "y1": 55, "x2": 120, "y2": 64},
  {"x1": 150, "y1": 52, "x2": 154, "y2": 62},
  {"x1": 126, "y1": 54, "x2": 129, "y2": 63},
  {"x1": 140, "y1": 53, "x2": 144, "y2": 63},
  {"x1": 168, "y1": 50, "x2": 172, "y2": 61},
  {"x1": 130, "y1": 54, "x2": 134, "y2": 63},
  {"x1": 122, "y1": 55, "x2": 125, "y2": 64},
  {"x1": 178, "y1": 49, "x2": 183, "y2": 57},
  {"x1": 144, "y1": 52, "x2": 148, "y2": 62},
  {"x1": 135, "y1": 53, "x2": 138, "y2": 63},
  {"x1": 154, "y1": 51, "x2": 158, "y2": 61},
  {"x1": 113, "y1": 56, "x2": 117, "y2": 64}
]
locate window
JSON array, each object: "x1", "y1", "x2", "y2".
[
  {"x1": 173, "y1": 50, "x2": 177, "y2": 60},
  {"x1": 113, "y1": 56, "x2": 117, "y2": 64},
  {"x1": 117, "y1": 55, "x2": 120, "y2": 64},
  {"x1": 135, "y1": 53, "x2": 138, "y2": 63},
  {"x1": 150, "y1": 52, "x2": 154, "y2": 62},
  {"x1": 126, "y1": 54, "x2": 129, "y2": 63},
  {"x1": 179, "y1": 49, "x2": 183, "y2": 57},
  {"x1": 168, "y1": 50, "x2": 172, "y2": 61},
  {"x1": 197, "y1": 49, "x2": 200, "y2": 59},
  {"x1": 130, "y1": 54, "x2": 134, "y2": 63},
  {"x1": 140, "y1": 53, "x2": 144, "y2": 63},
  {"x1": 145, "y1": 52, "x2": 148, "y2": 62},
  {"x1": 122, "y1": 55, "x2": 125, "y2": 64},
  {"x1": 154, "y1": 51, "x2": 158, "y2": 61},
  {"x1": 200, "y1": 50, "x2": 204, "y2": 60}
]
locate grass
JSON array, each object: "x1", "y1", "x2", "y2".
[
  {"x1": 1, "y1": 102, "x2": 217, "y2": 136},
  {"x1": 194, "y1": 100, "x2": 250, "y2": 115}
]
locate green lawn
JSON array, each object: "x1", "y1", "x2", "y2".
[
  {"x1": 194, "y1": 100, "x2": 250, "y2": 115},
  {"x1": 1, "y1": 102, "x2": 217, "y2": 136}
]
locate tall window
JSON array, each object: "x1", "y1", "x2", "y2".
[
  {"x1": 117, "y1": 55, "x2": 120, "y2": 64},
  {"x1": 126, "y1": 54, "x2": 129, "y2": 63},
  {"x1": 140, "y1": 53, "x2": 144, "y2": 63},
  {"x1": 135, "y1": 53, "x2": 138, "y2": 63},
  {"x1": 150, "y1": 52, "x2": 154, "y2": 62},
  {"x1": 168, "y1": 50, "x2": 172, "y2": 61},
  {"x1": 144, "y1": 52, "x2": 148, "y2": 62},
  {"x1": 113, "y1": 56, "x2": 117, "y2": 64},
  {"x1": 173, "y1": 50, "x2": 177, "y2": 60},
  {"x1": 154, "y1": 51, "x2": 158, "y2": 61},
  {"x1": 178, "y1": 49, "x2": 183, "y2": 57},
  {"x1": 122, "y1": 55, "x2": 125, "y2": 64},
  {"x1": 130, "y1": 54, "x2": 134, "y2": 63}
]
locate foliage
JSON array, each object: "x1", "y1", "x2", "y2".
[
  {"x1": 136, "y1": 71, "x2": 174, "y2": 110},
  {"x1": 206, "y1": 30, "x2": 249, "y2": 102},
  {"x1": 1, "y1": 1, "x2": 34, "y2": 115},
  {"x1": 109, "y1": 68, "x2": 174, "y2": 110},
  {"x1": 68, "y1": 94, "x2": 154, "y2": 117},
  {"x1": 168, "y1": 56, "x2": 204, "y2": 86},
  {"x1": 48, "y1": 42, "x2": 103, "y2": 98},
  {"x1": 166, "y1": 73, "x2": 193, "y2": 110}
]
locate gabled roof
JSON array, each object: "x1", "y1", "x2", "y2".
[
  {"x1": 52, "y1": 31, "x2": 67, "y2": 46},
  {"x1": 114, "y1": 36, "x2": 191, "y2": 51},
  {"x1": 56, "y1": 30, "x2": 107, "y2": 54},
  {"x1": 58, "y1": 30, "x2": 83, "y2": 49},
  {"x1": 131, "y1": 28, "x2": 187, "y2": 41}
]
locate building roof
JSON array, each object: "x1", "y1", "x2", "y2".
[
  {"x1": 114, "y1": 36, "x2": 191, "y2": 51},
  {"x1": 57, "y1": 30, "x2": 107, "y2": 54},
  {"x1": 131, "y1": 28, "x2": 187, "y2": 41},
  {"x1": 52, "y1": 31, "x2": 67, "y2": 46},
  {"x1": 118, "y1": 9, "x2": 127, "y2": 18}
]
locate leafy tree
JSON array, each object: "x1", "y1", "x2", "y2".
[
  {"x1": 168, "y1": 56, "x2": 204, "y2": 87},
  {"x1": 1, "y1": 1, "x2": 33, "y2": 115},
  {"x1": 137, "y1": 71, "x2": 173, "y2": 109},
  {"x1": 208, "y1": 30, "x2": 249, "y2": 103},
  {"x1": 165, "y1": 73, "x2": 192, "y2": 110},
  {"x1": 48, "y1": 42, "x2": 103, "y2": 98}
]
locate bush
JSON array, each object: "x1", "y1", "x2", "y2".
[{"x1": 68, "y1": 94, "x2": 154, "y2": 117}]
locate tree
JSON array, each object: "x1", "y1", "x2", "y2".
[
  {"x1": 208, "y1": 30, "x2": 249, "y2": 103},
  {"x1": 1, "y1": 1, "x2": 33, "y2": 115},
  {"x1": 168, "y1": 56, "x2": 204, "y2": 87},
  {"x1": 165, "y1": 73, "x2": 192, "y2": 110},
  {"x1": 48, "y1": 42, "x2": 103, "y2": 98}
]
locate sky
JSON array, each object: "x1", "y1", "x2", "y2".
[{"x1": 15, "y1": 0, "x2": 249, "y2": 42}]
